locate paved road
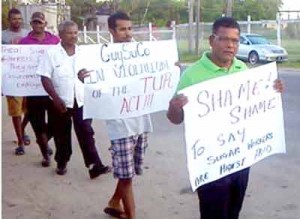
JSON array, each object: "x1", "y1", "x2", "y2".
[
  {"x1": 2, "y1": 68, "x2": 300, "y2": 219},
  {"x1": 238, "y1": 68, "x2": 300, "y2": 219}
]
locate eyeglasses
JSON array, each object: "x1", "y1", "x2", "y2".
[
  {"x1": 212, "y1": 34, "x2": 240, "y2": 46},
  {"x1": 32, "y1": 20, "x2": 44, "y2": 25}
]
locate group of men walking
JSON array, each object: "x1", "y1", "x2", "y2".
[
  {"x1": 3, "y1": 8, "x2": 151, "y2": 219},
  {"x1": 3, "y1": 9, "x2": 110, "y2": 178},
  {"x1": 3, "y1": 7, "x2": 284, "y2": 219}
]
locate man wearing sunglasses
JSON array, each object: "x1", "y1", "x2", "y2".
[
  {"x1": 19, "y1": 12, "x2": 60, "y2": 167},
  {"x1": 167, "y1": 17, "x2": 284, "y2": 219}
]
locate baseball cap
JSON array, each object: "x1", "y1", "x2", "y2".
[{"x1": 31, "y1": 12, "x2": 46, "y2": 23}]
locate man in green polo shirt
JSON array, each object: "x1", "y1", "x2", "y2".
[
  {"x1": 176, "y1": 49, "x2": 248, "y2": 91},
  {"x1": 167, "y1": 17, "x2": 284, "y2": 219}
]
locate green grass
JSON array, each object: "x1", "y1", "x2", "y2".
[
  {"x1": 178, "y1": 39, "x2": 300, "y2": 69},
  {"x1": 279, "y1": 39, "x2": 300, "y2": 68}
]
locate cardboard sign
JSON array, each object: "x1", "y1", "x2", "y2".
[
  {"x1": 180, "y1": 62, "x2": 286, "y2": 191},
  {"x1": 78, "y1": 40, "x2": 180, "y2": 119},
  {"x1": 1, "y1": 45, "x2": 52, "y2": 96}
]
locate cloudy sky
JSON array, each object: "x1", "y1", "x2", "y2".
[
  {"x1": 281, "y1": 0, "x2": 300, "y2": 10},
  {"x1": 280, "y1": 0, "x2": 300, "y2": 18}
]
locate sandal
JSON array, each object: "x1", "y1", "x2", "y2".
[
  {"x1": 23, "y1": 134, "x2": 31, "y2": 146},
  {"x1": 104, "y1": 207, "x2": 127, "y2": 219},
  {"x1": 15, "y1": 146, "x2": 25, "y2": 155},
  {"x1": 47, "y1": 147, "x2": 53, "y2": 156}
]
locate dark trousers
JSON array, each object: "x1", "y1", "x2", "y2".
[
  {"x1": 197, "y1": 168, "x2": 250, "y2": 219},
  {"x1": 27, "y1": 96, "x2": 54, "y2": 157},
  {"x1": 52, "y1": 101, "x2": 103, "y2": 168}
]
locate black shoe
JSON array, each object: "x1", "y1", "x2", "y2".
[
  {"x1": 56, "y1": 163, "x2": 67, "y2": 175},
  {"x1": 89, "y1": 165, "x2": 112, "y2": 179},
  {"x1": 41, "y1": 157, "x2": 50, "y2": 167}
]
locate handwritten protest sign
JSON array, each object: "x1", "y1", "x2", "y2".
[
  {"x1": 1, "y1": 45, "x2": 50, "y2": 96},
  {"x1": 77, "y1": 40, "x2": 180, "y2": 119},
  {"x1": 180, "y1": 62, "x2": 286, "y2": 191}
]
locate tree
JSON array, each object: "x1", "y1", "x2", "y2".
[
  {"x1": 65, "y1": 0, "x2": 105, "y2": 29},
  {"x1": 2, "y1": 1, "x2": 10, "y2": 30},
  {"x1": 1, "y1": 0, "x2": 283, "y2": 30},
  {"x1": 233, "y1": 0, "x2": 282, "y2": 20},
  {"x1": 119, "y1": 0, "x2": 187, "y2": 26},
  {"x1": 116, "y1": 0, "x2": 282, "y2": 25},
  {"x1": 200, "y1": 0, "x2": 282, "y2": 22}
]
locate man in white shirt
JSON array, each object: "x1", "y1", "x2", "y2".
[
  {"x1": 78, "y1": 12, "x2": 153, "y2": 219},
  {"x1": 37, "y1": 20, "x2": 110, "y2": 179}
]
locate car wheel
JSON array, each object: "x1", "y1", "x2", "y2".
[{"x1": 248, "y1": 51, "x2": 259, "y2": 65}]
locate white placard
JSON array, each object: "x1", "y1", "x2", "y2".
[
  {"x1": 78, "y1": 40, "x2": 180, "y2": 119},
  {"x1": 180, "y1": 62, "x2": 286, "y2": 191},
  {"x1": 1, "y1": 45, "x2": 52, "y2": 96}
]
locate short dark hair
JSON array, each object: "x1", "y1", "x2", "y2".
[
  {"x1": 108, "y1": 11, "x2": 130, "y2": 30},
  {"x1": 8, "y1": 8, "x2": 22, "y2": 19},
  {"x1": 212, "y1": 17, "x2": 240, "y2": 34}
]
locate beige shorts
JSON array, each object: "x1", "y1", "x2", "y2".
[{"x1": 6, "y1": 96, "x2": 27, "y2": 116}]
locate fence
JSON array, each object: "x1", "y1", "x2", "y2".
[
  {"x1": 78, "y1": 16, "x2": 300, "y2": 62},
  {"x1": 77, "y1": 22, "x2": 176, "y2": 44},
  {"x1": 176, "y1": 17, "x2": 300, "y2": 61}
]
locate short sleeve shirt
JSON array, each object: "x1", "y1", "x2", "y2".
[
  {"x1": 36, "y1": 43, "x2": 84, "y2": 108},
  {"x1": 19, "y1": 31, "x2": 60, "y2": 45},
  {"x1": 105, "y1": 115, "x2": 153, "y2": 140},
  {"x1": 2, "y1": 28, "x2": 28, "y2": 44},
  {"x1": 177, "y1": 52, "x2": 248, "y2": 91}
]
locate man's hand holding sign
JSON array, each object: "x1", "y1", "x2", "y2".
[
  {"x1": 175, "y1": 62, "x2": 285, "y2": 191},
  {"x1": 167, "y1": 17, "x2": 285, "y2": 219},
  {"x1": 78, "y1": 68, "x2": 93, "y2": 82},
  {"x1": 76, "y1": 40, "x2": 180, "y2": 120}
]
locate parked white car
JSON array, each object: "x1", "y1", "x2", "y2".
[{"x1": 236, "y1": 33, "x2": 288, "y2": 65}]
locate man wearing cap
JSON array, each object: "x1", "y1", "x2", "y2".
[
  {"x1": 2, "y1": 8, "x2": 31, "y2": 156},
  {"x1": 20, "y1": 12, "x2": 59, "y2": 44},
  {"x1": 19, "y1": 12, "x2": 60, "y2": 167}
]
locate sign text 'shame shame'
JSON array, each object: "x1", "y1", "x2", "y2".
[{"x1": 180, "y1": 62, "x2": 286, "y2": 191}]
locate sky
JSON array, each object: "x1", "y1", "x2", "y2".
[
  {"x1": 280, "y1": 0, "x2": 300, "y2": 18},
  {"x1": 281, "y1": 0, "x2": 300, "y2": 11}
]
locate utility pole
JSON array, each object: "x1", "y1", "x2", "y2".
[
  {"x1": 195, "y1": 0, "x2": 200, "y2": 55},
  {"x1": 113, "y1": 0, "x2": 120, "y2": 12},
  {"x1": 57, "y1": 0, "x2": 66, "y2": 26},
  {"x1": 9, "y1": 0, "x2": 13, "y2": 9},
  {"x1": 276, "y1": 12, "x2": 281, "y2": 46},
  {"x1": 276, "y1": 0, "x2": 281, "y2": 46},
  {"x1": 188, "y1": 0, "x2": 194, "y2": 53},
  {"x1": 226, "y1": 0, "x2": 233, "y2": 17}
]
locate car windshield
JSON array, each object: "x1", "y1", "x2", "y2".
[{"x1": 247, "y1": 35, "x2": 270, "y2": 45}]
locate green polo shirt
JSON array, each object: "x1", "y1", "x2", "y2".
[{"x1": 177, "y1": 52, "x2": 248, "y2": 91}]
